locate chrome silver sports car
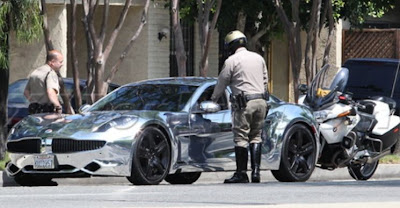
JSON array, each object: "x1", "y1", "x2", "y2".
[{"x1": 6, "y1": 77, "x2": 319, "y2": 185}]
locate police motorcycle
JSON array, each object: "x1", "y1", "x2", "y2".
[{"x1": 299, "y1": 64, "x2": 400, "y2": 180}]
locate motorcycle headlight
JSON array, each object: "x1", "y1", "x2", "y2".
[
  {"x1": 94, "y1": 116, "x2": 138, "y2": 132},
  {"x1": 313, "y1": 111, "x2": 328, "y2": 121}
]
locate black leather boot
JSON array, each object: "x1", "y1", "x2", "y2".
[
  {"x1": 250, "y1": 143, "x2": 261, "y2": 183},
  {"x1": 224, "y1": 146, "x2": 249, "y2": 183}
]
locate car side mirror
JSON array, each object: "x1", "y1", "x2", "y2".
[
  {"x1": 200, "y1": 101, "x2": 221, "y2": 113},
  {"x1": 79, "y1": 104, "x2": 91, "y2": 113},
  {"x1": 298, "y1": 84, "x2": 308, "y2": 94}
]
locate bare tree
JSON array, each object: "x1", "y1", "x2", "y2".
[
  {"x1": 196, "y1": 0, "x2": 222, "y2": 77},
  {"x1": 171, "y1": 0, "x2": 187, "y2": 77},
  {"x1": 81, "y1": 0, "x2": 131, "y2": 102},
  {"x1": 105, "y1": 0, "x2": 151, "y2": 84},
  {"x1": 70, "y1": 0, "x2": 82, "y2": 109},
  {"x1": 272, "y1": 0, "x2": 303, "y2": 101}
]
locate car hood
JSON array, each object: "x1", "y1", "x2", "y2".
[{"x1": 8, "y1": 110, "x2": 165, "y2": 140}]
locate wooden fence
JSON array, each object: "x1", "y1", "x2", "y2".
[{"x1": 342, "y1": 29, "x2": 400, "y2": 62}]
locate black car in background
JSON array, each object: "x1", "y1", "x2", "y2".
[
  {"x1": 7, "y1": 78, "x2": 119, "y2": 129},
  {"x1": 344, "y1": 58, "x2": 400, "y2": 114}
]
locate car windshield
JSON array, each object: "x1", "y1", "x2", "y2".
[
  {"x1": 88, "y1": 84, "x2": 198, "y2": 112},
  {"x1": 8, "y1": 80, "x2": 29, "y2": 104}
]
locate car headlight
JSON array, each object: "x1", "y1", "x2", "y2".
[{"x1": 94, "y1": 116, "x2": 138, "y2": 132}]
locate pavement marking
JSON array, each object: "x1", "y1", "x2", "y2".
[{"x1": 115, "y1": 202, "x2": 400, "y2": 208}]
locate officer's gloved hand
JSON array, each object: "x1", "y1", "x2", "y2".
[{"x1": 55, "y1": 106, "x2": 62, "y2": 114}]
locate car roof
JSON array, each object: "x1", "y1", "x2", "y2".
[
  {"x1": 123, "y1": 77, "x2": 218, "y2": 87},
  {"x1": 344, "y1": 58, "x2": 400, "y2": 65}
]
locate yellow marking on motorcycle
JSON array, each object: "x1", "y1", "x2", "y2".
[{"x1": 337, "y1": 111, "x2": 350, "y2": 118}]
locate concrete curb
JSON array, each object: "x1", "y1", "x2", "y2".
[{"x1": 2, "y1": 164, "x2": 400, "y2": 186}]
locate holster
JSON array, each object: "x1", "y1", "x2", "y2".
[{"x1": 230, "y1": 92, "x2": 247, "y2": 110}]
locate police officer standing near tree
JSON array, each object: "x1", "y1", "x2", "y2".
[
  {"x1": 24, "y1": 50, "x2": 64, "y2": 114},
  {"x1": 211, "y1": 30, "x2": 269, "y2": 183}
]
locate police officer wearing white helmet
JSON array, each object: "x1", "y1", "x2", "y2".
[{"x1": 211, "y1": 30, "x2": 269, "y2": 183}]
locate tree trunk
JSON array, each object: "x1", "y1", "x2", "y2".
[
  {"x1": 41, "y1": 0, "x2": 74, "y2": 114},
  {"x1": 172, "y1": 0, "x2": 187, "y2": 77},
  {"x1": 40, "y1": 0, "x2": 54, "y2": 52},
  {"x1": 198, "y1": 0, "x2": 222, "y2": 77},
  {"x1": 322, "y1": 0, "x2": 334, "y2": 67},
  {"x1": 247, "y1": 28, "x2": 267, "y2": 54},
  {"x1": 236, "y1": 10, "x2": 246, "y2": 32},
  {"x1": 82, "y1": 1, "x2": 95, "y2": 104},
  {"x1": 273, "y1": 0, "x2": 302, "y2": 102},
  {"x1": 84, "y1": 0, "x2": 131, "y2": 102},
  {"x1": 70, "y1": 0, "x2": 82, "y2": 109},
  {"x1": 304, "y1": 0, "x2": 321, "y2": 85},
  {"x1": 0, "y1": 67, "x2": 8, "y2": 160}
]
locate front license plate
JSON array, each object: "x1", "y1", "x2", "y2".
[{"x1": 33, "y1": 155, "x2": 55, "y2": 169}]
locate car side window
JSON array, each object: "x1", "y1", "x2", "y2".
[{"x1": 196, "y1": 86, "x2": 228, "y2": 110}]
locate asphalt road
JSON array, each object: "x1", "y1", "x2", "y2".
[
  {"x1": 1, "y1": 179, "x2": 400, "y2": 208},
  {"x1": 1, "y1": 165, "x2": 400, "y2": 207}
]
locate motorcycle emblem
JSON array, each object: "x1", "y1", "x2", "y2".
[
  {"x1": 333, "y1": 127, "x2": 337, "y2": 132},
  {"x1": 45, "y1": 129, "x2": 53, "y2": 133}
]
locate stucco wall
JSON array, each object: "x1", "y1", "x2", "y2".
[
  {"x1": 147, "y1": 1, "x2": 170, "y2": 79},
  {"x1": 270, "y1": 37, "x2": 290, "y2": 101},
  {"x1": 9, "y1": 4, "x2": 67, "y2": 83},
  {"x1": 67, "y1": 4, "x2": 149, "y2": 85}
]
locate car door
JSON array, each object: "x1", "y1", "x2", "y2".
[{"x1": 186, "y1": 85, "x2": 235, "y2": 169}]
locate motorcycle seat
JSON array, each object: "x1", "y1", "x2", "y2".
[
  {"x1": 358, "y1": 100, "x2": 376, "y2": 114},
  {"x1": 371, "y1": 96, "x2": 396, "y2": 111}
]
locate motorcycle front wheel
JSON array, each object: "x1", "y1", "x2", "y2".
[{"x1": 348, "y1": 160, "x2": 379, "y2": 181}]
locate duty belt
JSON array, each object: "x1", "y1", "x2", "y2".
[{"x1": 245, "y1": 93, "x2": 267, "y2": 101}]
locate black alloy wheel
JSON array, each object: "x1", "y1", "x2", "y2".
[
  {"x1": 165, "y1": 172, "x2": 202, "y2": 184},
  {"x1": 127, "y1": 127, "x2": 171, "y2": 185},
  {"x1": 271, "y1": 124, "x2": 317, "y2": 182}
]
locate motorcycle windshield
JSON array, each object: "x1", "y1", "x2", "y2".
[{"x1": 304, "y1": 64, "x2": 349, "y2": 110}]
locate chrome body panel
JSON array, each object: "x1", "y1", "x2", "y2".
[{"x1": 6, "y1": 77, "x2": 319, "y2": 178}]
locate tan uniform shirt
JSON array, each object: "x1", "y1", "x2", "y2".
[
  {"x1": 25, "y1": 64, "x2": 59, "y2": 104},
  {"x1": 212, "y1": 48, "x2": 268, "y2": 101}
]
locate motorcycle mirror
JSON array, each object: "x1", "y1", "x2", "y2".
[{"x1": 298, "y1": 84, "x2": 308, "y2": 94}]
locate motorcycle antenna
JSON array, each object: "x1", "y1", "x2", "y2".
[{"x1": 390, "y1": 59, "x2": 400, "y2": 98}]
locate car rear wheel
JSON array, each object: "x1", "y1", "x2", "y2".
[
  {"x1": 127, "y1": 127, "x2": 171, "y2": 185},
  {"x1": 165, "y1": 172, "x2": 202, "y2": 184},
  {"x1": 271, "y1": 124, "x2": 316, "y2": 182}
]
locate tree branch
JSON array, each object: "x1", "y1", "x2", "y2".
[
  {"x1": 99, "y1": 0, "x2": 109, "y2": 44},
  {"x1": 105, "y1": 0, "x2": 150, "y2": 84},
  {"x1": 103, "y1": 0, "x2": 131, "y2": 62}
]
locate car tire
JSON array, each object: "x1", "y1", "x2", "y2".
[
  {"x1": 348, "y1": 160, "x2": 379, "y2": 181},
  {"x1": 127, "y1": 127, "x2": 171, "y2": 185},
  {"x1": 165, "y1": 172, "x2": 202, "y2": 184},
  {"x1": 271, "y1": 124, "x2": 317, "y2": 182},
  {"x1": 14, "y1": 173, "x2": 57, "y2": 186}
]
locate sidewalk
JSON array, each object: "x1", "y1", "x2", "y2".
[{"x1": 2, "y1": 164, "x2": 400, "y2": 186}]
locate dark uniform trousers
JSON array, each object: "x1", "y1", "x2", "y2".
[{"x1": 232, "y1": 99, "x2": 268, "y2": 147}]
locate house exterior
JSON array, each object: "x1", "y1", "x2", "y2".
[
  {"x1": 9, "y1": 0, "x2": 220, "y2": 85},
  {"x1": 10, "y1": 0, "x2": 372, "y2": 102}
]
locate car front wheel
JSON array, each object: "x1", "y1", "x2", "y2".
[
  {"x1": 271, "y1": 124, "x2": 317, "y2": 182},
  {"x1": 127, "y1": 127, "x2": 171, "y2": 185}
]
